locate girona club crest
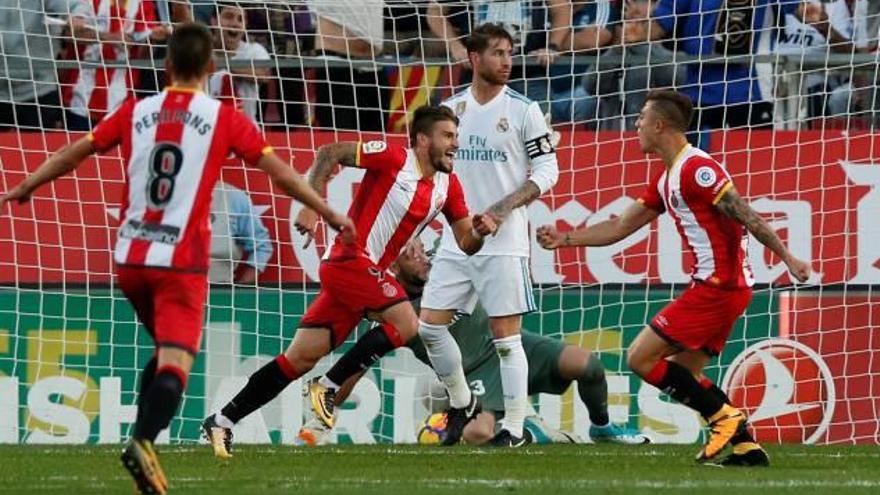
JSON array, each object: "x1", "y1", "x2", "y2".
[{"x1": 721, "y1": 339, "x2": 836, "y2": 444}]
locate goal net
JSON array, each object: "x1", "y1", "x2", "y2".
[{"x1": 0, "y1": 0, "x2": 877, "y2": 446}]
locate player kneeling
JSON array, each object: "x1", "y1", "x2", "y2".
[{"x1": 298, "y1": 240, "x2": 648, "y2": 446}]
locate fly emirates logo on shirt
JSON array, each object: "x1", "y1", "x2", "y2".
[{"x1": 456, "y1": 134, "x2": 509, "y2": 163}]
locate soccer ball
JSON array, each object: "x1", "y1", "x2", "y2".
[{"x1": 416, "y1": 412, "x2": 448, "y2": 445}]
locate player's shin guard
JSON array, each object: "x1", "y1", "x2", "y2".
[
  {"x1": 494, "y1": 334, "x2": 528, "y2": 438},
  {"x1": 419, "y1": 320, "x2": 471, "y2": 408},
  {"x1": 220, "y1": 354, "x2": 299, "y2": 424},
  {"x1": 134, "y1": 365, "x2": 187, "y2": 442},
  {"x1": 643, "y1": 360, "x2": 725, "y2": 419},
  {"x1": 325, "y1": 324, "x2": 402, "y2": 386},
  {"x1": 577, "y1": 354, "x2": 610, "y2": 427},
  {"x1": 700, "y1": 376, "x2": 757, "y2": 445}
]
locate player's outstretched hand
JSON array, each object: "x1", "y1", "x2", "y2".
[
  {"x1": 472, "y1": 214, "x2": 497, "y2": 237},
  {"x1": 0, "y1": 181, "x2": 34, "y2": 213},
  {"x1": 327, "y1": 213, "x2": 357, "y2": 245},
  {"x1": 294, "y1": 207, "x2": 320, "y2": 248},
  {"x1": 785, "y1": 256, "x2": 811, "y2": 283},
  {"x1": 536, "y1": 225, "x2": 564, "y2": 250}
]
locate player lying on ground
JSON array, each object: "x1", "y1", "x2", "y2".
[
  {"x1": 293, "y1": 239, "x2": 648, "y2": 446},
  {"x1": 537, "y1": 90, "x2": 811, "y2": 466},
  {"x1": 0, "y1": 23, "x2": 353, "y2": 495},
  {"x1": 201, "y1": 106, "x2": 497, "y2": 458}
]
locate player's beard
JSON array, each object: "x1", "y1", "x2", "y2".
[
  {"x1": 431, "y1": 147, "x2": 454, "y2": 173},
  {"x1": 476, "y1": 65, "x2": 509, "y2": 87}
]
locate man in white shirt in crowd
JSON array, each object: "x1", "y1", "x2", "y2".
[
  {"x1": 208, "y1": 1, "x2": 271, "y2": 122},
  {"x1": 307, "y1": 0, "x2": 386, "y2": 131},
  {"x1": 775, "y1": 0, "x2": 870, "y2": 123}
]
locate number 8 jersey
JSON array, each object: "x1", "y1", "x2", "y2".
[{"x1": 88, "y1": 87, "x2": 272, "y2": 271}]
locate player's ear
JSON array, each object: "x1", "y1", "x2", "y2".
[
  {"x1": 206, "y1": 57, "x2": 216, "y2": 74},
  {"x1": 164, "y1": 58, "x2": 174, "y2": 84}
]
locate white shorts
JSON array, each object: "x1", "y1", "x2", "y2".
[{"x1": 420, "y1": 254, "x2": 536, "y2": 317}]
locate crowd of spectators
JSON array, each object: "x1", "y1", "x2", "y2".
[{"x1": 2, "y1": 0, "x2": 880, "y2": 135}]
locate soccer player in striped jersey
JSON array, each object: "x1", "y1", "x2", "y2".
[
  {"x1": 537, "y1": 90, "x2": 811, "y2": 466},
  {"x1": 201, "y1": 105, "x2": 497, "y2": 458},
  {"x1": 301, "y1": 23, "x2": 559, "y2": 448},
  {"x1": 0, "y1": 24, "x2": 353, "y2": 494}
]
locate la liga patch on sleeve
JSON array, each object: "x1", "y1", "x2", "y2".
[{"x1": 695, "y1": 166, "x2": 717, "y2": 187}]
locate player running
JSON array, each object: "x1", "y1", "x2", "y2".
[
  {"x1": 537, "y1": 90, "x2": 811, "y2": 465},
  {"x1": 296, "y1": 240, "x2": 649, "y2": 447},
  {"x1": 201, "y1": 105, "x2": 496, "y2": 459},
  {"x1": 306, "y1": 23, "x2": 560, "y2": 448},
  {"x1": 0, "y1": 24, "x2": 353, "y2": 494}
]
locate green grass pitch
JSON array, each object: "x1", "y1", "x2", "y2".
[{"x1": 1, "y1": 444, "x2": 878, "y2": 494}]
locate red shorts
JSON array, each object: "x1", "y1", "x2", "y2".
[
  {"x1": 650, "y1": 283, "x2": 752, "y2": 356},
  {"x1": 117, "y1": 265, "x2": 208, "y2": 355},
  {"x1": 299, "y1": 257, "x2": 408, "y2": 348}
]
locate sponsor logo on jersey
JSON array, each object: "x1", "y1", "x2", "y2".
[
  {"x1": 362, "y1": 141, "x2": 387, "y2": 154},
  {"x1": 722, "y1": 339, "x2": 836, "y2": 444},
  {"x1": 119, "y1": 219, "x2": 181, "y2": 244},
  {"x1": 496, "y1": 117, "x2": 509, "y2": 133},
  {"x1": 456, "y1": 135, "x2": 509, "y2": 162},
  {"x1": 695, "y1": 166, "x2": 717, "y2": 187}
]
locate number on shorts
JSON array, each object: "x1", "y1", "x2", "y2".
[{"x1": 147, "y1": 142, "x2": 184, "y2": 208}]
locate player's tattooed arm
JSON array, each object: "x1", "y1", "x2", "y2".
[
  {"x1": 308, "y1": 142, "x2": 358, "y2": 195},
  {"x1": 715, "y1": 186, "x2": 811, "y2": 282},
  {"x1": 293, "y1": 142, "x2": 358, "y2": 247},
  {"x1": 484, "y1": 180, "x2": 541, "y2": 226}
]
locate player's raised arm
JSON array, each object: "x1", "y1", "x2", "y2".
[
  {"x1": 1, "y1": 96, "x2": 134, "y2": 211},
  {"x1": 714, "y1": 186, "x2": 811, "y2": 282},
  {"x1": 255, "y1": 151, "x2": 354, "y2": 242},
  {"x1": 537, "y1": 200, "x2": 660, "y2": 249},
  {"x1": 294, "y1": 141, "x2": 359, "y2": 246},
  {"x1": 0, "y1": 137, "x2": 95, "y2": 210}
]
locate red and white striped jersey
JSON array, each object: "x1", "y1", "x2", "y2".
[
  {"x1": 639, "y1": 145, "x2": 755, "y2": 289},
  {"x1": 88, "y1": 88, "x2": 272, "y2": 272},
  {"x1": 327, "y1": 141, "x2": 470, "y2": 270},
  {"x1": 61, "y1": 0, "x2": 159, "y2": 122}
]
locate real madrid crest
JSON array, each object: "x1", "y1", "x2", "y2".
[
  {"x1": 497, "y1": 117, "x2": 509, "y2": 133},
  {"x1": 455, "y1": 101, "x2": 466, "y2": 116}
]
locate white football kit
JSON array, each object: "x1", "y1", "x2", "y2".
[{"x1": 421, "y1": 85, "x2": 559, "y2": 316}]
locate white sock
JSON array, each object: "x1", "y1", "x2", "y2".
[
  {"x1": 215, "y1": 412, "x2": 235, "y2": 429},
  {"x1": 494, "y1": 334, "x2": 528, "y2": 437},
  {"x1": 418, "y1": 320, "x2": 471, "y2": 408},
  {"x1": 319, "y1": 375, "x2": 339, "y2": 390}
]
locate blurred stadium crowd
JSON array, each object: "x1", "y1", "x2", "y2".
[{"x1": 3, "y1": 0, "x2": 880, "y2": 134}]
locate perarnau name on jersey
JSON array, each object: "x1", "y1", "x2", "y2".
[{"x1": 134, "y1": 108, "x2": 214, "y2": 136}]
